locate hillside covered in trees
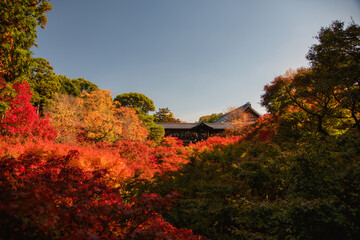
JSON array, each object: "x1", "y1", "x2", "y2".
[{"x1": 1, "y1": 1, "x2": 359, "y2": 239}]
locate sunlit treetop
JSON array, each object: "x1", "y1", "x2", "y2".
[{"x1": 114, "y1": 92, "x2": 155, "y2": 114}]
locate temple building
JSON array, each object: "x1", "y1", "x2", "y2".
[{"x1": 157, "y1": 102, "x2": 261, "y2": 144}]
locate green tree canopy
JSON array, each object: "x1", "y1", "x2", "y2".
[
  {"x1": 261, "y1": 21, "x2": 360, "y2": 136},
  {"x1": 26, "y1": 58, "x2": 98, "y2": 113},
  {"x1": 114, "y1": 92, "x2": 155, "y2": 114},
  {"x1": 0, "y1": 0, "x2": 52, "y2": 116},
  {"x1": 28, "y1": 58, "x2": 60, "y2": 113},
  {"x1": 307, "y1": 20, "x2": 360, "y2": 129},
  {"x1": 58, "y1": 75, "x2": 98, "y2": 97},
  {"x1": 0, "y1": 0, "x2": 52, "y2": 83},
  {"x1": 197, "y1": 113, "x2": 223, "y2": 123}
]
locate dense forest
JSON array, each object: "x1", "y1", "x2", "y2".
[{"x1": 1, "y1": 1, "x2": 359, "y2": 239}]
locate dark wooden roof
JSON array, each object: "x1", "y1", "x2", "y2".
[
  {"x1": 157, "y1": 102, "x2": 261, "y2": 131},
  {"x1": 202, "y1": 123, "x2": 233, "y2": 130},
  {"x1": 156, "y1": 123, "x2": 198, "y2": 130},
  {"x1": 215, "y1": 102, "x2": 261, "y2": 123},
  {"x1": 156, "y1": 122, "x2": 233, "y2": 131}
]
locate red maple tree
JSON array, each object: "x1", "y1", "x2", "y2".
[{"x1": 0, "y1": 80, "x2": 57, "y2": 140}]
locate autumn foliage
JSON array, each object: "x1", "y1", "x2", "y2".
[
  {"x1": 0, "y1": 80, "x2": 57, "y2": 140},
  {"x1": 0, "y1": 150, "x2": 204, "y2": 239},
  {"x1": 0, "y1": 136, "x2": 189, "y2": 184},
  {"x1": 188, "y1": 113, "x2": 278, "y2": 152},
  {"x1": 1, "y1": 5, "x2": 360, "y2": 238},
  {"x1": 45, "y1": 90, "x2": 149, "y2": 143}
]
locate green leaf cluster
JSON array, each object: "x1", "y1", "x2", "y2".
[
  {"x1": 58, "y1": 75, "x2": 98, "y2": 97},
  {"x1": 26, "y1": 59, "x2": 98, "y2": 113},
  {"x1": 114, "y1": 92, "x2": 155, "y2": 115}
]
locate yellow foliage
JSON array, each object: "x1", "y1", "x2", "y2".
[
  {"x1": 114, "y1": 106, "x2": 148, "y2": 142},
  {"x1": 45, "y1": 90, "x2": 148, "y2": 143},
  {"x1": 44, "y1": 93, "x2": 84, "y2": 143}
]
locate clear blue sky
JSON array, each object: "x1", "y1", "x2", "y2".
[{"x1": 32, "y1": 0, "x2": 360, "y2": 122}]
